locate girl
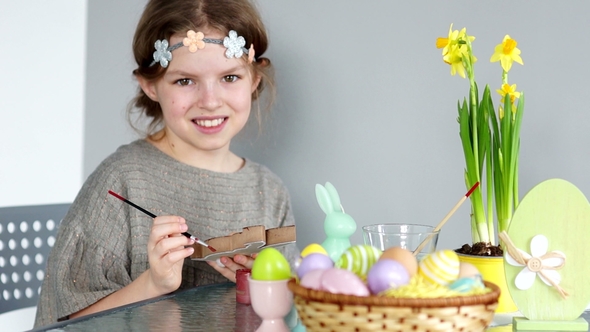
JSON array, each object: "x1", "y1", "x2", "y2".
[{"x1": 34, "y1": 0, "x2": 297, "y2": 327}]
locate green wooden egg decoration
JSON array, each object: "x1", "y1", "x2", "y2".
[{"x1": 504, "y1": 179, "x2": 590, "y2": 321}]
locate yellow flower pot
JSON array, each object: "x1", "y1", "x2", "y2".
[{"x1": 457, "y1": 253, "x2": 518, "y2": 313}]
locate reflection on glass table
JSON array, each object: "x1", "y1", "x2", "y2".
[{"x1": 31, "y1": 282, "x2": 589, "y2": 332}]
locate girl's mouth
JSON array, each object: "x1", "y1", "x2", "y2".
[{"x1": 193, "y1": 117, "x2": 227, "y2": 128}]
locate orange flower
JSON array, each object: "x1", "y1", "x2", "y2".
[{"x1": 183, "y1": 30, "x2": 205, "y2": 53}]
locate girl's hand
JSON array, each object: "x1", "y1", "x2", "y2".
[
  {"x1": 146, "y1": 216, "x2": 195, "y2": 295},
  {"x1": 207, "y1": 253, "x2": 257, "y2": 282}
]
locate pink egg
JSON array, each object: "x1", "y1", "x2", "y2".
[
  {"x1": 300, "y1": 269, "x2": 326, "y2": 290},
  {"x1": 296, "y1": 253, "x2": 334, "y2": 279},
  {"x1": 367, "y1": 259, "x2": 410, "y2": 294},
  {"x1": 458, "y1": 262, "x2": 481, "y2": 279},
  {"x1": 320, "y1": 268, "x2": 370, "y2": 296}
]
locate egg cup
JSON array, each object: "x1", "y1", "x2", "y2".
[{"x1": 248, "y1": 277, "x2": 293, "y2": 332}]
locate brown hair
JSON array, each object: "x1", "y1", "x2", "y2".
[{"x1": 128, "y1": 0, "x2": 275, "y2": 137}]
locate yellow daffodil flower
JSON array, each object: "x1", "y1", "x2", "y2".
[
  {"x1": 490, "y1": 35, "x2": 524, "y2": 72},
  {"x1": 444, "y1": 45, "x2": 468, "y2": 78},
  {"x1": 497, "y1": 83, "x2": 521, "y2": 104},
  {"x1": 436, "y1": 24, "x2": 457, "y2": 55},
  {"x1": 437, "y1": 24, "x2": 476, "y2": 79},
  {"x1": 437, "y1": 24, "x2": 474, "y2": 56}
]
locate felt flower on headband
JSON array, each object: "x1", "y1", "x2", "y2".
[
  {"x1": 223, "y1": 30, "x2": 247, "y2": 59},
  {"x1": 153, "y1": 40, "x2": 173, "y2": 68},
  {"x1": 183, "y1": 30, "x2": 205, "y2": 53},
  {"x1": 149, "y1": 30, "x2": 253, "y2": 67}
]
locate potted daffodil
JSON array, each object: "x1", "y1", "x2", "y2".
[{"x1": 436, "y1": 24, "x2": 524, "y2": 313}]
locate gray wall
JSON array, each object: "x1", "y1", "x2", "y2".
[{"x1": 84, "y1": 1, "x2": 590, "y2": 251}]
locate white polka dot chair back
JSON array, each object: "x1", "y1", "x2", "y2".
[{"x1": 0, "y1": 203, "x2": 70, "y2": 315}]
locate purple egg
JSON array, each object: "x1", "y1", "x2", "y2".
[
  {"x1": 367, "y1": 259, "x2": 410, "y2": 294},
  {"x1": 296, "y1": 253, "x2": 334, "y2": 279}
]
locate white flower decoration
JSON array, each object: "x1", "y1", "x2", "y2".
[
  {"x1": 153, "y1": 39, "x2": 172, "y2": 68},
  {"x1": 505, "y1": 234, "x2": 566, "y2": 293},
  {"x1": 223, "y1": 30, "x2": 246, "y2": 59}
]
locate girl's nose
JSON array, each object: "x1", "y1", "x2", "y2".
[{"x1": 196, "y1": 82, "x2": 222, "y2": 111}]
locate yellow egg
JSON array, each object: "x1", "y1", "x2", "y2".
[
  {"x1": 301, "y1": 243, "x2": 328, "y2": 257},
  {"x1": 417, "y1": 249, "x2": 460, "y2": 286},
  {"x1": 379, "y1": 246, "x2": 418, "y2": 277}
]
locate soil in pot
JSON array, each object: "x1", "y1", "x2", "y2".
[{"x1": 455, "y1": 242, "x2": 503, "y2": 256}]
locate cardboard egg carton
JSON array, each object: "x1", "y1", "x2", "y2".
[{"x1": 190, "y1": 225, "x2": 296, "y2": 261}]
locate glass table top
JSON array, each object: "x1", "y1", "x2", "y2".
[{"x1": 32, "y1": 283, "x2": 590, "y2": 332}]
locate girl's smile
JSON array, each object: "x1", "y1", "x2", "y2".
[{"x1": 192, "y1": 116, "x2": 228, "y2": 134}]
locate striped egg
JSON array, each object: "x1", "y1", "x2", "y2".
[
  {"x1": 335, "y1": 245, "x2": 382, "y2": 279},
  {"x1": 417, "y1": 249, "x2": 460, "y2": 286}
]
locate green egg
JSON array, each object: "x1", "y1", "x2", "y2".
[{"x1": 251, "y1": 248, "x2": 292, "y2": 281}]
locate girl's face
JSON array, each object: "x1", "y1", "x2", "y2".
[{"x1": 140, "y1": 30, "x2": 259, "y2": 160}]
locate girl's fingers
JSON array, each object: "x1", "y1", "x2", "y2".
[
  {"x1": 164, "y1": 246, "x2": 195, "y2": 262},
  {"x1": 233, "y1": 254, "x2": 255, "y2": 269},
  {"x1": 151, "y1": 221, "x2": 188, "y2": 239},
  {"x1": 153, "y1": 236, "x2": 194, "y2": 258},
  {"x1": 153, "y1": 216, "x2": 186, "y2": 225},
  {"x1": 207, "y1": 260, "x2": 237, "y2": 282},
  {"x1": 206, "y1": 255, "x2": 256, "y2": 283}
]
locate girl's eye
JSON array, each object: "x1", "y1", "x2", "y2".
[
  {"x1": 222, "y1": 75, "x2": 239, "y2": 83},
  {"x1": 176, "y1": 78, "x2": 193, "y2": 86}
]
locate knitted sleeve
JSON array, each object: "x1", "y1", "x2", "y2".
[{"x1": 34, "y1": 162, "x2": 133, "y2": 327}]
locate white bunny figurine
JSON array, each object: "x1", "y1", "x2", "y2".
[{"x1": 315, "y1": 182, "x2": 357, "y2": 261}]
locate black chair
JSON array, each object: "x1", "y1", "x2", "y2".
[{"x1": 0, "y1": 203, "x2": 70, "y2": 327}]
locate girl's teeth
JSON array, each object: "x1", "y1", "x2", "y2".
[{"x1": 196, "y1": 118, "x2": 224, "y2": 127}]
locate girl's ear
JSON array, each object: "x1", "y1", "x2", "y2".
[
  {"x1": 251, "y1": 74, "x2": 262, "y2": 94},
  {"x1": 136, "y1": 74, "x2": 159, "y2": 102}
]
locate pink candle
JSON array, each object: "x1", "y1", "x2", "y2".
[{"x1": 236, "y1": 269, "x2": 252, "y2": 304}]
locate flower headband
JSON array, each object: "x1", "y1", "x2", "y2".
[{"x1": 150, "y1": 30, "x2": 255, "y2": 68}]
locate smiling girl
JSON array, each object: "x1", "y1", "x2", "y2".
[{"x1": 34, "y1": 0, "x2": 297, "y2": 327}]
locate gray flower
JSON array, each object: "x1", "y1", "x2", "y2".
[
  {"x1": 223, "y1": 30, "x2": 246, "y2": 59},
  {"x1": 153, "y1": 39, "x2": 172, "y2": 68}
]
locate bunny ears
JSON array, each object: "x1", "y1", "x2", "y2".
[{"x1": 315, "y1": 182, "x2": 345, "y2": 215}]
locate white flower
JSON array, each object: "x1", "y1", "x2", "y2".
[
  {"x1": 153, "y1": 39, "x2": 172, "y2": 68},
  {"x1": 505, "y1": 234, "x2": 565, "y2": 291},
  {"x1": 223, "y1": 30, "x2": 246, "y2": 59}
]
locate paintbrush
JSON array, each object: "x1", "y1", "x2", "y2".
[
  {"x1": 412, "y1": 181, "x2": 480, "y2": 256},
  {"x1": 108, "y1": 190, "x2": 216, "y2": 252}
]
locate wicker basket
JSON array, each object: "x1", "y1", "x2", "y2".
[{"x1": 288, "y1": 278, "x2": 500, "y2": 332}]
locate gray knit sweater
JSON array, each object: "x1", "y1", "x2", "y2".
[{"x1": 34, "y1": 139, "x2": 297, "y2": 327}]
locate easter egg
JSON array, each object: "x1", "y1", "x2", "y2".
[
  {"x1": 380, "y1": 246, "x2": 418, "y2": 277},
  {"x1": 335, "y1": 245, "x2": 381, "y2": 279},
  {"x1": 300, "y1": 268, "x2": 326, "y2": 290},
  {"x1": 458, "y1": 262, "x2": 481, "y2": 279},
  {"x1": 320, "y1": 268, "x2": 370, "y2": 296},
  {"x1": 449, "y1": 276, "x2": 485, "y2": 293},
  {"x1": 417, "y1": 249, "x2": 460, "y2": 286},
  {"x1": 367, "y1": 259, "x2": 410, "y2": 294},
  {"x1": 251, "y1": 247, "x2": 291, "y2": 281},
  {"x1": 296, "y1": 253, "x2": 334, "y2": 279},
  {"x1": 301, "y1": 243, "x2": 328, "y2": 257}
]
